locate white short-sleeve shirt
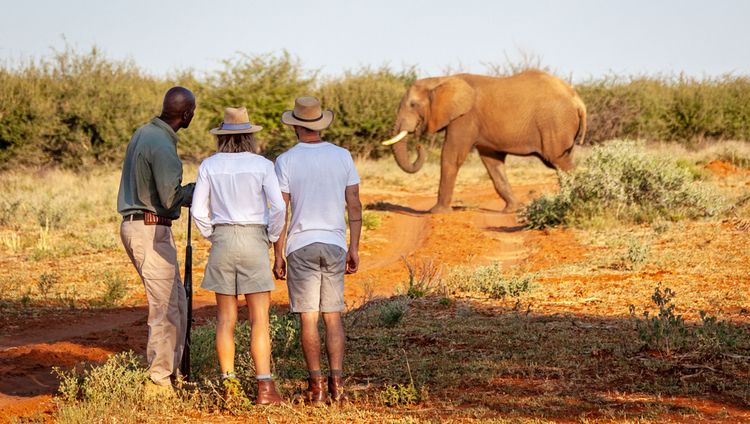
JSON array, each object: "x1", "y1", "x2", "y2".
[{"x1": 274, "y1": 142, "x2": 360, "y2": 255}]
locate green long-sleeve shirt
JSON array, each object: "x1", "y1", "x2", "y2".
[{"x1": 117, "y1": 117, "x2": 194, "y2": 220}]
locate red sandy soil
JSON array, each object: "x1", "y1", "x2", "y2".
[
  {"x1": 704, "y1": 159, "x2": 743, "y2": 177},
  {"x1": 1, "y1": 183, "x2": 748, "y2": 422}
]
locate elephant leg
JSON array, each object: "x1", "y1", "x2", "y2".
[
  {"x1": 552, "y1": 152, "x2": 575, "y2": 172},
  {"x1": 431, "y1": 130, "x2": 474, "y2": 214},
  {"x1": 477, "y1": 147, "x2": 518, "y2": 213}
]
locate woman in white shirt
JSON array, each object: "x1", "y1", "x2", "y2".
[{"x1": 191, "y1": 107, "x2": 286, "y2": 405}]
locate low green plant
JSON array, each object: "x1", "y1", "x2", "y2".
[
  {"x1": 378, "y1": 297, "x2": 409, "y2": 328},
  {"x1": 522, "y1": 140, "x2": 719, "y2": 228},
  {"x1": 630, "y1": 286, "x2": 689, "y2": 356},
  {"x1": 54, "y1": 351, "x2": 148, "y2": 407},
  {"x1": 362, "y1": 211, "x2": 382, "y2": 231},
  {"x1": 402, "y1": 257, "x2": 443, "y2": 299},
  {"x1": 445, "y1": 263, "x2": 533, "y2": 300},
  {"x1": 97, "y1": 272, "x2": 128, "y2": 307},
  {"x1": 629, "y1": 285, "x2": 746, "y2": 357},
  {"x1": 619, "y1": 238, "x2": 651, "y2": 270},
  {"x1": 37, "y1": 271, "x2": 60, "y2": 298},
  {"x1": 379, "y1": 383, "x2": 421, "y2": 406}
]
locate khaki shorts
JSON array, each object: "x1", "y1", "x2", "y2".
[
  {"x1": 201, "y1": 224, "x2": 275, "y2": 296},
  {"x1": 287, "y1": 242, "x2": 346, "y2": 313}
]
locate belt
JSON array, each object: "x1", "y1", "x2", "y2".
[{"x1": 123, "y1": 212, "x2": 172, "y2": 227}]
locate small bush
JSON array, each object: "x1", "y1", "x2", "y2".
[
  {"x1": 617, "y1": 238, "x2": 651, "y2": 271},
  {"x1": 402, "y1": 257, "x2": 443, "y2": 299},
  {"x1": 37, "y1": 271, "x2": 60, "y2": 298},
  {"x1": 378, "y1": 297, "x2": 409, "y2": 328},
  {"x1": 522, "y1": 140, "x2": 719, "y2": 228},
  {"x1": 445, "y1": 263, "x2": 533, "y2": 300},
  {"x1": 55, "y1": 352, "x2": 147, "y2": 403},
  {"x1": 630, "y1": 285, "x2": 746, "y2": 357},
  {"x1": 379, "y1": 383, "x2": 426, "y2": 406},
  {"x1": 97, "y1": 272, "x2": 128, "y2": 307},
  {"x1": 362, "y1": 211, "x2": 382, "y2": 231}
]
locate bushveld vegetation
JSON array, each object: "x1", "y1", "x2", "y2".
[
  {"x1": 522, "y1": 140, "x2": 722, "y2": 229},
  {"x1": 1, "y1": 47, "x2": 749, "y2": 168}
]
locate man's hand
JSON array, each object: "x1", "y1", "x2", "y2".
[
  {"x1": 273, "y1": 256, "x2": 287, "y2": 280},
  {"x1": 345, "y1": 248, "x2": 359, "y2": 274}
]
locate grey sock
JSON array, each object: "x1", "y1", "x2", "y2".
[
  {"x1": 221, "y1": 371, "x2": 237, "y2": 380},
  {"x1": 256, "y1": 374, "x2": 273, "y2": 381},
  {"x1": 308, "y1": 369, "x2": 322, "y2": 378},
  {"x1": 330, "y1": 369, "x2": 343, "y2": 378}
]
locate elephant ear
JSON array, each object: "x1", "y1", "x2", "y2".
[{"x1": 427, "y1": 77, "x2": 475, "y2": 134}]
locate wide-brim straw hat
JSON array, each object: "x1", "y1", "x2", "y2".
[
  {"x1": 281, "y1": 96, "x2": 334, "y2": 131},
  {"x1": 210, "y1": 107, "x2": 263, "y2": 135}
]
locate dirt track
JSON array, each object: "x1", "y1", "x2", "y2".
[{"x1": 0, "y1": 185, "x2": 535, "y2": 421}]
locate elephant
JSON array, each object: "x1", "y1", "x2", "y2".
[{"x1": 383, "y1": 70, "x2": 587, "y2": 213}]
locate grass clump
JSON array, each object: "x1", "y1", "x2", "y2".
[
  {"x1": 522, "y1": 140, "x2": 719, "y2": 229},
  {"x1": 445, "y1": 263, "x2": 533, "y2": 300}
]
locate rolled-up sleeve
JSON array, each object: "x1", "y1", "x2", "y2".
[
  {"x1": 190, "y1": 163, "x2": 213, "y2": 239},
  {"x1": 264, "y1": 163, "x2": 286, "y2": 243}
]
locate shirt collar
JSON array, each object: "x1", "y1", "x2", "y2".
[{"x1": 151, "y1": 117, "x2": 179, "y2": 144}]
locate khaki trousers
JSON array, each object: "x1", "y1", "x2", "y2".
[{"x1": 120, "y1": 220, "x2": 187, "y2": 386}]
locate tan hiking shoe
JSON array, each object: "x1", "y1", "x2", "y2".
[{"x1": 144, "y1": 380, "x2": 175, "y2": 400}]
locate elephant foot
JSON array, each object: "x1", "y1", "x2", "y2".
[
  {"x1": 501, "y1": 203, "x2": 520, "y2": 214},
  {"x1": 429, "y1": 204, "x2": 452, "y2": 214}
]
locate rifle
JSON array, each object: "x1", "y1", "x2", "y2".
[{"x1": 180, "y1": 211, "x2": 193, "y2": 379}]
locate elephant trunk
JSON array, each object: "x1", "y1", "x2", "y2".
[{"x1": 391, "y1": 133, "x2": 426, "y2": 174}]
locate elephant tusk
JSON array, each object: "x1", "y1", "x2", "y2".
[{"x1": 381, "y1": 130, "x2": 408, "y2": 146}]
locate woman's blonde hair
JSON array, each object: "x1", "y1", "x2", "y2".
[{"x1": 216, "y1": 133, "x2": 257, "y2": 153}]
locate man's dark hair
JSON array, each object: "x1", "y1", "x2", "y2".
[{"x1": 161, "y1": 87, "x2": 195, "y2": 120}]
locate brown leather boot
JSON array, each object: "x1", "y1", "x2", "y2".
[
  {"x1": 328, "y1": 375, "x2": 348, "y2": 404},
  {"x1": 304, "y1": 376, "x2": 328, "y2": 405},
  {"x1": 256, "y1": 380, "x2": 284, "y2": 405}
]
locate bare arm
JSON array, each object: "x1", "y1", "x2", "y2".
[
  {"x1": 345, "y1": 184, "x2": 362, "y2": 274},
  {"x1": 272, "y1": 192, "x2": 291, "y2": 279}
]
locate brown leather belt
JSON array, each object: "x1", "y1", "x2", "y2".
[{"x1": 123, "y1": 212, "x2": 172, "y2": 227}]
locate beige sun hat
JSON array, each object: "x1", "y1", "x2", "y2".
[
  {"x1": 210, "y1": 107, "x2": 263, "y2": 135},
  {"x1": 281, "y1": 96, "x2": 334, "y2": 131}
]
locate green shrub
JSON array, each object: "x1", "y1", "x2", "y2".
[
  {"x1": 362, "y1": 211, "x2": 383, "y2": 231},
  {"x1": 378, "y1": 383, "x2": 426, "y2": 406},
  {"x1": 54, "y1": 351, "x2": 151, "y2": 423},
  {"x1": 2, "y1": 47, "x2": 750, "y2": 168},
  {"x1": 378, "y1": 297, "x2": 409, "y2": 328},
  {"x1": 445, "y1": 263, "x2": 533, "y2": 300},
  {"x1": 96, "y1": 272, "x2": 128, "y2": 307},
  {"x1": 402, "y1": 257, "x2": 443, "y2": 299},
  {"x1": 522, "y1": 140, "x2": 720, "y2": 228},
  {"x1": 629, "y1": 286, "x2": 746, "y2": 357}
]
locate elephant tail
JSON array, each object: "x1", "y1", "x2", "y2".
[{"x1": 574, "y1": 99, "x2": 587, "y2": 145}]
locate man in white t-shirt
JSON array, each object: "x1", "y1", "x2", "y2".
[{"x1": 273, "y1": 96, "x2": 362, "y2": 405}]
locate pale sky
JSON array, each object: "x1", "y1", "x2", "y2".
[{"x1": 1, "y1": 0, "x2": 748, "y2": 81}]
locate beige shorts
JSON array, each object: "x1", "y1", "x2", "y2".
[
  {"x1": 287, "y1": 242, "x2": 346, "y2": 313},
  {"x1": 201, "y1": 224, "x2": 275, "y2": 296}
]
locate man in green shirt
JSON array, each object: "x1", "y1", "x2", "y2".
[{"x1": 117, "y1": 87, "x2": 196, "y2": 394}]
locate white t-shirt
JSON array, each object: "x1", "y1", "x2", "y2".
[
  {"x1": 191, "y1": 152, "x2": 286, "y2": 241},
  {"x1": 274, "y1": 142, "x2": 360, "y2": 255}
]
